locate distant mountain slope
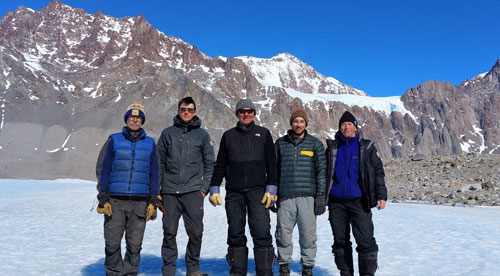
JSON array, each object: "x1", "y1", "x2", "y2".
[{"x1": 0, "y1": 0, "x2": 498, "y2": 180}]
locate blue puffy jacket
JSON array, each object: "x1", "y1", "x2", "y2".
[{"x1": 98, "y1": 127, "x2": 159, "y2": 197}]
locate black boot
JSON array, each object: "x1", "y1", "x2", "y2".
[
  {"x1": 302, "y1": 264, "x2": 313, "y2": 276},
  {"x1": 279, "y1": 263, "x2": 290, "y2": 276},
  {"x1": 333, "y1": 247, "x2": 354, "y2": 276},
  {"x1": 254, "y1": 247, "x2": 275, "y2": 276},
  {"x1": 227, "y1": 246, "x2": 248, "y2": 276},
  {"x1": 358, "y1": 251, "x2": 377, "y2": 276}
]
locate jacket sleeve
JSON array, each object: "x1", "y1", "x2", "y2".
[
  {"x1": 210, "y1": 133, "x2": 227, "y2": 187},
  {"x1": 149, "y1": 142, "x2": 160, "y2": 196},
  {"x1": 97, "y1": 137, "x2": 114, "y2": 193},
  {"x1": 201, "y1": 132, "x2": 215, "y2": 193},
  {"x1": 369, "y1": 144, "x2": 387, "y2": 201},
  {"x1": 314, "y1": 139, "x2": 327, "y2": 195},
  {"x1": 157, "y1": 130, "x2": 167, "y2": 187},
  {"x1": 264, "y1": 130, "x2": 278, "y2": 185}
]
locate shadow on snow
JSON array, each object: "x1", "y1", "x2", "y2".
[{"x1": 81, "y1": 254, "x2": 331, "y2": 275}]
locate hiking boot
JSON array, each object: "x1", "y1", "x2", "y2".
[
  {"x1": 187, "y1": 271, "x2": 209, "y2": 276},
  {"x1": 279, "y1": 263, "x2": 291, "y2": 276},
  {"x1": 302, "y1": 265, "x2": 313, "y2": 276}
]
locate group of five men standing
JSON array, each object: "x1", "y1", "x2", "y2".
[{"x1": 96, "y1": 97, "x2": 387, "y2": 276}]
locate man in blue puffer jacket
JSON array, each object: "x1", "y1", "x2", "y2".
[
  {"x1": 325, "y1": 111, "x2": 387, "y2": 276},
  {"x1": 96, "y1": 101, "x2": 159, "y2": 276}
]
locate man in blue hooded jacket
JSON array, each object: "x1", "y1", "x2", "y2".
[
  {"x1": 325, "y1": 111, "x2": 387, "y2": 276},
  {"x1": 96, "y1": 101, "x2": 159, "y2": 276}
]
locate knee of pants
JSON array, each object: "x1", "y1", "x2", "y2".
[
  {"x1": 126, "y1": 253, "x2": 141, "y2": 266},
  {"x1": 104, "y1": 249, "x2": 122, "y2": 268},
  {"x1": 163, "y1": 231, "x2": 178, "y2": 247},
  {"x1": 186, "y1": 227, "x2": 203, "y2": 245}
]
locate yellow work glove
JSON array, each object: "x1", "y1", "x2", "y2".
[
  {"x1": 261, "y1": 185, "x2": 278, "y2": 209},
  {"x1": 145, "y1": 204, "x2": 157, "y2": 221},
  {"x1": 209, "y1": 186, "x2": 222, "y2": 207},
  {"x1": 97, "y1": 202, "x2": 112, "y2": 216}
]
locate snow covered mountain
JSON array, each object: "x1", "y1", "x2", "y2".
[{"x1": 0, "y1": 0, "x2": 499, "y2": 180}]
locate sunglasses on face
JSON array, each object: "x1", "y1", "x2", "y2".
[
  {"x1": 179, "y1": 107, "x2": 196, "y2": 113},
  {"x1": 238, "y1": 109, "x2": 255, "y2": 115}
]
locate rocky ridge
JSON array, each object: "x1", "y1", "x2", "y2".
[{"x1": 385, "y1": 153, "x2": 500, "y2": 206}]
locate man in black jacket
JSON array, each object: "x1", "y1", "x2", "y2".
[
  {"x1": 325, "y1": 111, "x2": 387, "y2": 276},
  {"x1": 209, "y1": 99, "x2": 278, "y2": 276},
  {"x1": 157, "y1": 97, "x2": 215, "y2": 276}
]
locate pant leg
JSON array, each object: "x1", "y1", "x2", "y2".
[
  {"x1": 246, "y1": 187, "x2": 273, "y2": 248},
  {"x1": 328, "y1": 199, "x2": 354, "y2": 274},
  {"x1": 225, "y1": 191, "x2": 248, "y2": 247},
  {"x1": 161, "y1": 194, "x2": 182, "y2": 276},
  {"x1": 181, "y1": 191, "x2": 205, "y2": 274},
  {"x1": 276, "y1": 198, "x2": 297, "y2": 265},
  {"x1": 348, "y1": 200, "x2": 378, "y2": 275},
  {"x1": 103, "y1": 198, "x2": 126, "y2": 276},
  {"x1": 122, "y1": 200, "x2": 147, "y2": 276},
  {"x1": 295, "y1": 197, "x2": 317, "y2": 267},
  {"x1": 225, "y1": 191, "x2": 249, "y2": 275},
  {"x1": 348, "y1": 200, "x2": 378, "y2": 254}
]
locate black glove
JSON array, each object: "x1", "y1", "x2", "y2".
[
  {"x1": 97, "y1": 191, "x2": 110, "y2": 208},
  {"x1": 314, "y1": 194, "x2": 326, "y2": 216}
]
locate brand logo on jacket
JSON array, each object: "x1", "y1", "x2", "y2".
[{"x1": 255, "y1": 133, "x2": 261, "y2": 137}]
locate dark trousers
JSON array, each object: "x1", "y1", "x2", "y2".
[
  {"x1": 225, "y1": 187, "x2": 273, "y2": 248},
  {"x1": 328, "y1": 198, "x2": 378, "y2": 275},
  {"x1": 161, "y1": 191, "x2": 204, "y2": 276},
  {"x1": 103, "y1": 198, "x2": 147, "y2": 276}
]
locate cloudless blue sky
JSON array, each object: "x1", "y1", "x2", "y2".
[{"x1": 2, "y1": 0, "x2": 500, "y2": 97}]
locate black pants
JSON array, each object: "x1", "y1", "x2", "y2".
[
  {"x1": 328, "y1": 198, "x2": 378, "y2": 275},
  {"x1": 161, "y1": 191, "x2": 204, "y2": 275},
  {"x1": 225, "y1": 187, "x2": 273, "y2": 248},
  {"x1": 103, "y1": 198, "x2": 147, "y2": 276}
]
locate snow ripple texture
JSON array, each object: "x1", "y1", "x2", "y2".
[{"x1": 0, "y1": 179, "x2": 499, "y2": 275}]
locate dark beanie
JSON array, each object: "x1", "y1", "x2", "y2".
[
  {"x1": 235, "y1": 99, "x2": 256, "y2": 115},
  {"x1": 338, "y1": 111, "x2": 357, "y2": 129},
  {"x1": 290, "y1": 109, "x2": 308, "y2": 126}
]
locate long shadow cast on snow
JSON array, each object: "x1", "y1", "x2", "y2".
[{"x1": 82, "y1": 254, "x2": 331, "y2": 275}]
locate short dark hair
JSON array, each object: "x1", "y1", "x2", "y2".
[{"x1": 178, "y1": 97, "x2": 196, "y2": 110}]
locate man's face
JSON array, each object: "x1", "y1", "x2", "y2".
[
  {"x1": 291, "y1": 117, "x2": 306, "y2": 137},
  {"x1": 340, "y1": 121, "x2": 357, "y2": 138},
  {"x1": 237, "y1": 107, "x2": 255, "y2": 125},
  {"x1": 178, "y1": 103, "x2": 196, "y2": 123},
  {"x1": 126, "y1": 115, "x2": 143, "y2": 132}
]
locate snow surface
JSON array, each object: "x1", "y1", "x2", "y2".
[{"x1": 1, "y1": 179, "x2": 499, "y2": 276}]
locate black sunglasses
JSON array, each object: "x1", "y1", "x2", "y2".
[
  {"x1": 238, "y1": 109, "x2": 255, "y2": 115},
  {"x1": 179, "y1": 107, "x2": 196, "y2": 113}
]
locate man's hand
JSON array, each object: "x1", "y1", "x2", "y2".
[
  {"x1": 156, "y1": 195, "x2": 166, "y2": 217},
  {"x1": 97, "y1": 202, "x2": 112, "y2": 216},
  {"x1": 146, "y1": 203, "x2": 157, "y2": 221},
  {"x1": 261, "y1": 185, "x2": 278, "y2": 209},
  {"x1": 314, "y1": 194, "x2": 326, "y2": 216},
  {"x1": 377, "y1": 200, "x2": 386, "y2": 210},
  {"x1": 209, "y1": 186, "x2": 222, "y2": 207}
]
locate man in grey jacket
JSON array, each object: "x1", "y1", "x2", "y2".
[
  {"x1": 274, "y1": 109, "x2": 326, "y2": 276},
  {"x1": 157, "y1": 97, "x2": 215, "y2": 276}
]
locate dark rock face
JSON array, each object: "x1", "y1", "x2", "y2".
[{"x1": 0, "y1": 1, "x2": 499, "y2": 181}]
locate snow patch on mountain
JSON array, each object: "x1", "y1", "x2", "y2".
[{"x1": 285, "y1": 88, "x2": 416, "y2": 118}]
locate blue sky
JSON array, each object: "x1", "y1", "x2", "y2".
[{"x1": 2, "y1": 0, "x2": 500, "y2": 97}]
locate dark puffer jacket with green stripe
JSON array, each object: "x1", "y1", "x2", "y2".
[{"x1": 275, "y1": 130, "x2": 327, "y2": 199}]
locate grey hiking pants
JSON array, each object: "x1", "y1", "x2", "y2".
[
  {"x1": 275, "y1": 196, "x2": 317, "y2": 267},
  {"x1": 103, "y1": 197, "x2": 147, "y2": 276}
]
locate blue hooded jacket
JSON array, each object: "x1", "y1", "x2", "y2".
[{"x1": 329, "y1": 135, "x2": 362, "y2": 199}]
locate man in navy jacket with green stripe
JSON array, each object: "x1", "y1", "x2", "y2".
[
  {"x1": 325, "y1": 111, "x2": 387, "y2": 276},
  {"x1": 96, "y1": 101, "x2": 159, "y2": 276}
]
